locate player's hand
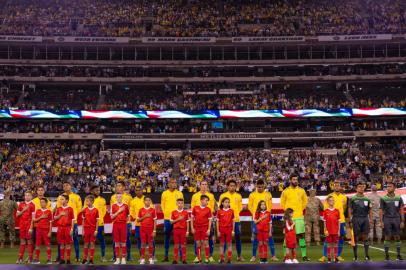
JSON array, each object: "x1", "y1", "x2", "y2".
[
  {"x1": 232, "y1": 231, "x2": 235, "y2": 237},
  {"x1": 61, "y1": 211, "x2": 66, "y2": 216},
  {"x1": 186, "y1": 231, "x2": 189, "y2": 237},
  {"x1": 70, "y1": 229, "x2": 73, "y2": 236},
  {"x1": 206, "y1": 230, "x2": 210, "y2": 236},
  {"x1": 191, "y1": 228, "x2": 195, "y2": 234},
  {"x1": 22, "y1": 205, "x2": 29, "y2": 212},
  {"x1": 48, "y1": 232, "x2": 51, "y2": 238},
  {"x1": 269, "y1": 231, "x2": 272, "y2": 237},
  {"x1": 145, "y1": 213, "x2": 151, "y2": 218},
  {"x1": 28, "y1": 228, "x2": 32, "y2": 234},
  {"x1": 152, "y1": 231, "x2": 156, "y2": 237},
  {"x1": 400, "y1": 221, "x2": 405, "y2": 229},
  {"x1": 94, "y1": 231, "x2": 98, "y2": 237},
  {"x1": 217, "y1": 230, "x2": 221, "y2": 237},
  {"x1": 381, "y1": 222, "x2": 384, "y2": 229},
  {"x1": 324, "y1": 230, "x2": 328, "y2": 236}
]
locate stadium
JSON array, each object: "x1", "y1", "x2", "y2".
[{"x1": 0, "y1": 0, "x2": 405, "y2": 269}]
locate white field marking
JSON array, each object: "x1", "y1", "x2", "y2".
[{"x1": 356, "y1": 243, "x2": 406, "y2": 256}]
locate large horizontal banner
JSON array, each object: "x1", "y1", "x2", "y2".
[
  {"x1": 0, "y1": 35, "x2": 43, "y2": 42},
  {"x1": 318, "y1": 34, "x2": 392, "y2": 42},
  {"x1": 232, "y1": 36, "x2": 305, "y2": 43},
  {"x1": 0, "y1": 108, "x2": 404, "y2": 119},
  {"x1": 54, "y1": 36, "x2": 129, "y2": 43},
  {"x1": 141, "y1": 37, "x2": 216, "y2": 43}
]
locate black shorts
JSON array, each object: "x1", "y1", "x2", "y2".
[
  {"x1": 352, "y1": 217, "x2": 369, "y2": 236},
  {"x1": 383, "y1": 217, "x2": 401, "y2": 237}
]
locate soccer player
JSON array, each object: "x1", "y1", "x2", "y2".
[
  {"x1": 32, "y1": 198, "x2": 52, "y2": 264},
  {"x1": 32, "y1": 186, "x2": 52, "y2": 255},
  {"x1": 219, "y1": 180, "x2": 244, "y2": 261},
  {"x1": 81, "y1": 195, "x2": 99, "y2": 265},
  {"x1": 111, "y1": 193, "x2": 130, "y2": 265},
  {"x1": 110, "y1": 182, "x2": 132, "y2": 261},
  {"x1": 190, "y1": 180, "x2": 216, "y2": 262},
  {"x1": 319, "y1": 181, "x2": 347, "y2": 262},
  {"x1": 16, "y1": 191, "x2": 35, "y2": 264},
  {"x1": 137, "y1": 196, "x2": 157, "y2": 265},
  {"x1": 191, "y1": 195, "x2": 212, "y2": 264},
  {"x1": 380, "y1": 182, "x2": 404, "y2": 261},
  {"x1": 348, "y1": 182, "x2": 371, "y2": 262},
  {"x1": 248, "y1": 180, "x2": 276, "y2": 262},
  {"x1": 323, "y1": 195, "x2": 341, "y2": 263},
  {"x1": 254, "y1": 200, "x2": 272, "y2": 264},
  {"x1": 217, "y1": 197, "x2": 234, "y2": 264},
  {"x1": 284, "y1": 208, "x2": 298, "y2": 264},
  {"x1": 90, "y1": 185, "x2": 107, "y2": 262},
  {"x1": 161, "y1": 178, "x2": 184, "y2": 261},
  {"x1": 54, "y1": 194, "x2": 75, "y2": 265},
  {"x1": 170, "y1": 198, "x2": 189, "y2": 264},
  {"x1": 280, "y1": 174, "x2": 309, "y2": 261},
  {"x1": 56, "y1": 182, "x2": 82, "y2": 262}
]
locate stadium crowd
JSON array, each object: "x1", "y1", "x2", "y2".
[{"x1": 0, "y1": 0, "x2": 404, "y2": 37}]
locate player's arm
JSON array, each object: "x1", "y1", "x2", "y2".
[
  {"x1": 280, "y1": 190, "x2": 286, "y2": 210},
  {"x1": 48, "y1": 215, "x2": 53, "y2": 237},
  {"x1": 16, "y1": 204, "x2": 27, "y2": 217},
  {"x1": 95, "y1": 211, "x2": 100, "y2": 236},
  {"x1": 269, "y1": 214, "x2": 273, "y2": 236},
  {"x1": 238, "y1": 194, "x2": 243, "y2": 213},
  {"x1": 207, "y1": 214, "x2": 212, "y2": 236},
  {"x1": 110, "y1": 206, "x2": 121, "y2": 219},
  {"x1": 400, "y1": 198, "x2": 404, "y2": 229},
  {"x1": 379, "y1": 198, "x2": 384, "y2": 229},
  {"x1": 368, "y1": 199, "x2": 373, "y2": 224},
  {"x1": 170, "y1": 211, "x2": 178, "y2": 224},
  {"x1": 70, "y1": 209, "x2": 75, "y2": 234},
  {"x1": 216, "y1": 215, "x2": 220, "y2": 235},
  {"x1": 186, "y1": 215, "x2": 190, "y2": 236},
  {"x1": 54, "y1": 208, "x2": 64, "y2": 220},
  {"x1": 190, "y1": 210, "x2": 195, "y2": 234},
  {"x1": 152, "y1": 211, "x2": 157, "y2": 237},
  {"x1": 302, "y1": 189, "x2": 308, "y2": 213},
  {"x1": 161, "y1": 192, "x2": 166, "y2": 213},
  {"x1": 268, "y1": 193, "x2": 273, "y2": 213},
  {"x1": 247, "y1": 193, "x2": 253, "y2": 216},
  {"x1": 76, "y1": 195, "x2": 83, "y2": 218},
  {"x1": 254, "y1": 213, "x2": 261, "y2": 224}
]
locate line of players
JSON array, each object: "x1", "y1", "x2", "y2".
[{"x1": 15, "y1": 176, "x2": 404, "y2": 265}]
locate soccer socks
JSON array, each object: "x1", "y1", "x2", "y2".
[
  {"x1": 259, "y1": 245, "x2": 263, "y2": 259},
  {"x1": 384, "y1": 240, "x2": 390, "y2": 257},
  {"x1": 148, "y1": 244, "x2": 153, "y2": 259},
  {"x1": 19, "y1": 244, "x2": 26, "y2": 259},
  {"x1": 126, "y1": 225, "x2": 132, "y2": 260},
  {"x1": 121, "y1": 246, "x2": 126, "y2": 259},
  {"x1": 35, "y1": 249, "x2": 40, "y2": 260},
  {"x1": 84, "y1": 246, "x2": 89, "y2": 260},
  {"x1": 334, "y1": 246, "x2": 338, "y2": 259},
  {"x1": 90, "y1": 248, "x2": 94, "y2": 261},
  {"x1": 28, "y1": 243, "x2": 33, "y2": 260},
  {"x1": 292, "y1": 249, "x2": 297, "y2": 259},
  {"x1": 299, "y1": 238, "x2": 307, "y2": 257},
  {"x1": 141, "y1": 247, "x2": 145, "y2": 258},
  {"x1": 235, "y1": 234, "x2": 242, "y2": 257},
  {"x1": 353, "y1": 244, "x2": 358, "y2": 258},
  {"x1": 268, "y1": 237, "x2": 275, "y2": 257},
  {"x1": 174, "y1": 245, "x2": 179, "y2": 261},
  {"x1": 60, "y1": 247, "x2": 65, "y2": 261},
  {"x1": 252, "y1": 238, "x2": 258, "y2": 257},
  {"x1": 164, "y1": 232, "x2": 171, "y2": 257},
  {"x1": 46, "y1": 246, "x2": 51, "y2": 260},
  {"x1": 327, "y1": 246, "x2": 331, "y2": 259},
  {"x1": 338, "y1": 238, "x2": 344, "y2": 256},
  {"x1": 97, "y1": 227, "x2": 106, "y2": 258},
  {"x1": 364, "y1": 240, "x2": 369, "y2": 257},
  {"x1": 205, "y1": 246, "x2": 209, "y2": 260},
  {"x1": 227, "y1": 249, "x2": 232, "y2": 260},
  {"x1": 196, "y1": 246, "x2": 201, "y2": 260},
  {"x1": 181, "y1": 245, "x2": 186, "y2": 261},
  {"x1": 396, "y1": 241, "x2": 401, "y2": 256},
  {"x1": 66, "y1": 247, "x2": 71, "y2": 261},
  {"x1": 323, "y1": 241, "x2": 328, "y2": 256},
  {"x1": 209, "y1": 239, "x2": 214, "y2": 256},
  {"x1": 73, "y1": 230, "x2": 80, "y2": 259},
  {"x1": 115, "y1": 247, "x2": 120, "y2": 258}
]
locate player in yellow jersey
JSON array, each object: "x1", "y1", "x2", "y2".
[
  {"x1": 110, "y1": 182, "x2": 132, "y2": 262},
  {"x1": 90, "y1": 185, "x2": 107, "y2": 262},
  {"x1": 280, "y1": 174, "x2": 309, "y2": 262},
  {"x1": 219, "y1": 180, "x2": 244, "y2": 261},
  {"x1": 190, "y1": 180, "x2": 216, "y2": 262},
  {"x1": 319, "y1": 181, "x2": 348, "y2": 262},
  {"x1": 161, "y1": 179, "x2": 184, "y2": 262},
  {"x1": 248, "y1": 180, "x2": 277, "y2": 262},
  {"x1": 56, "y1": 181, "x2": 83, "y2": 262}
]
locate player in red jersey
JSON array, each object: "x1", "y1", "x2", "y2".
[
  {"x1": 16, "y1": 191, "x2": 35, "y2": 264},
  {"x1": 217, "y1": 197, "x2": 235, "y2": 263},
  {"x1": 81, "y1": 195, "x2": 99, "y2": 265},
  {"x1": 32, "y1": 198, "x2": 52, "y2": 264},
  {"x1": 254, "y1": 200, "x2": 272, "y2": 264},
  {"x1": 170, "y1": 198, "x2": 189, "y2": 264},
  {"x1": 323, "y1": 195, "x2": 341, "y2": 263},
  {"x1": 54, "y1": 194, "x2": 75, "y2": 264},
  {"x1": 191, "y1": 195, "x2": 212, "y2": 264},
  {"x1": 284, "y1": 208, "x2": 298, "y2": 264},
  {"x1": 111, "y1": 193, "x2": 129, "y2": 265},
  {"x1": 137, "y1": 196, "x2": 157, "y2": 265}
]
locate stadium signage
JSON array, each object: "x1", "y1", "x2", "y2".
[
  {"x1": 0, "y1": 35, "x2": 42, "y2": 42},
  {"x1": 318, "y1": 34, "x2": 392, "y2": 42},
  {"x1": 141, "y1": 37, "x2": 216, "y2": 43},
  {"x1": 232, "y1": 36, "x2": 305, "y2": 43},
  {"x1": 54, "y1": 36, "x2": 129, "y2": 43}
]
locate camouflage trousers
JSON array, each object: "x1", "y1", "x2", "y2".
[
  {"x1": 0, "y1": 218, "x2": 16, "y2": 243},
  {"x1": 305, "y1": 214, "x2": 321, "y2": 243},
  {"x1": 369, "y1": 216, "x2": 382, "y2": 242}
]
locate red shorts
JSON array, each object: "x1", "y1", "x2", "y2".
[
  {"x1": 257, "y1": 230, "x2": 269, "y2": 242},
  {"x1": 219, "y1": 227, "x2": 232, "y2": 243},
  {"x1": 113, "y1": 222, "x2": 127, "y2": 243},
  {"x1": 83, "y1": 227, "x2": 97, "y2": 243},
  {"x1": 194, "y1": 226, "x2": 209, "y2": 241},
  {"x1": 173, "y1": 228, "x2": 187, "y2": 245},
  {"x1": 326, "y1": 234, "x2": 339, "y2": 244},
  {"x1": 140, "y1": 227, "x2": 154, "y2": 244},
  {"x1": 19, "y1": 226, "x2": 32, "y2": 240},
  {"x1": 57, "y1": 226, "x2": 72, "y2": 245},
  {"x1": 35, "y1": 228, "x2": 50, "y2": 246}
]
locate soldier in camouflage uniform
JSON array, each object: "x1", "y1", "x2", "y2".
[
  {"x1": 367, "y1": 185, "x2": 382, "y2": 244},
  {"x1": 305, "y1": 188, "x2": 323, "y2": 245},
  {"x1": 0, "y1": 189, "x2": 17, "y2": 248}
]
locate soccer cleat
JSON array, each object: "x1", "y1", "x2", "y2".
[
  {"x1": 334, "y1": 257, "x2": 340, "y2": 263},
  {"x1": 139, "y1": 259, "x2": 145, "y2": 265},
  {"x1": 285, "y1": 259, "x2": 293, "y2": 264},
  {"x1": 75, "y1": 258, "x2": 80, "y2": 263},
  {"x1": 88, "y1": 260, "x2": 94, "y2": 265},
  {"x1": 66, "y1": 260, "x2": 71, "y2": 265},
  {"x1": 271, "y1": 256, "x2": 279, "y2": 261},
  {"x1": 209, "y1": 256, "x2": 215, "y2": 263},
  {"x1": 292, "y1": 259, "x2": 299, "y2": 264},
  {"x1": 58, "y1": 260, "x2": 65, "y2": 265},
  {"x1": 385, "y1": 255, "x2": 390, "y2": 262},
  {"x1": 353, "y1": 257, "x2": 358, "y2": 262},
  {"x1": 162, "y1": 256, "x2": 169, "y2": 262},
  {"x1": 302, "y1": 256, "x2": 310, "y2": 262},
  {"x1": 219, "y1": 259, "x2": 224, "y2": 264},
  {"x1": 149, "y1": 258, "x2": 154, "y2": 265},
  {"x1": 327, "y1": 258, "x2": 332, "y2": 264},
  {"x1": 114, "y1": 259, "x2": 121, "y2": 265},
  {"x1": 121, "y1": 258, "x2": 126, "y2": 265},
  {"x1": 365, "y1": 256, "x2": 371, "y2": 262},
  {"x1": 82, "y1": 259, "x2": 87, "y2": 265},
  {"x1": 227, "y1": 259, "x2": 231, "y2": 264},
  {"x1": 16, "y1": 259, "x2": 23, "y2": 264},
  {"x1": 101, "y1": 257, "x2": 107, "y2": 262},
  {"x1": 337, "y1": 256, "x2": 345, "y2": 262},
  {"x1": 250, "y1": 256, "x2": 256, "y2": 262},
  {"x1": 318, "y1": 256, "x2": 327, "y2": 262},
  {"x1": 172, "y1": 260, "x2": 178, "y2": 264},
  {"x1": 182, "y1": 260, "x2": 187, "y2": 264},
  {"x1": 193, "y1": 257, "x2": 200, "y2": 264},
  {"x1": 46, "y1": 260, "x2": 52, "y2": 265},
  {"x1": 31, "y1": 260, "x2": 40, "y2": 264},
  {"x1": 237, "y1": 256, "x2": 245, "y2": 262},
  {"x1": 397, "y1": 255, "x2": 403, "y2": 261}
]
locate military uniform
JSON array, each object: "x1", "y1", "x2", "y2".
[
  {"x1": 0, "y1": 195, "x2": 18, "y2": 245},
  {"x1": 367, "y1": 192, "x2": 382, "y2": 243},
  {"x1": 305, "y1": 195, "x2": 323, "y2": 244}
]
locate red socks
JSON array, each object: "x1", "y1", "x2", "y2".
[
  {"x1": 174, "y1": 246, "x2": 179, "y2": 261},
  {"x1": 115, "y1": 246, "x2": 120, "y2": 258},
  {"x1": 28, "y1": 243, "x2": 33, "y2": 260},
  {"x1": 84, "y1": 246, "x2": 89, "y2": 260},
  {"x1": 334, "y1": 247, "x2": 338, "y2": 259},
  {"x1": 46, "y1": 246, "x2": 51, "y2": 260},
  {"x1": 19, "y1": 244, "x2": 26, "y2": 259},
  {"x1": 141, "y1": 247, "x2": 145, "y2": 258},
  {"x1": 66, "y1": 247, "x2": 71, "y2": 261},
  {"x1": 90, "y1": 248, "x2": 94, "y2": 260},
  {"x1": 148, "y1": 245, "x2": 153, "y2": 259},
  {"x1": 197, "y1": 246, "x2": 201, "y2": 260},
  {"x1": 60, "y1": 247, "x2": 65, "y2": 261},
  {"x1": 181, "y1": 245, "x2": 186, "y2": 261},
  {"x1": 35, "y1": 249, "x2": 40, "y2": 260},
  {"x1": 227, "y1": 250, "x2": 232, "y2": 260},
  {"x1": 121, "y1": 247, "x2": 126, "y2": 259}
]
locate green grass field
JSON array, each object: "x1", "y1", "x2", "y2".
[{"x1": 0, "y1": 243, "x2": 404, "y2": 265}]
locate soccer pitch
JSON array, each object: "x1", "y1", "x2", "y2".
[{"x1": 0, "y1": 243, "x2": 403, "y2": 264}]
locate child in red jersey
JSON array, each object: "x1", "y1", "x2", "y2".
[
  {"x1": 54, "y1": 194, "x2": 75, "y2": 264},
  {"x1": 254, "y1": 200, "x2": 272, "y2": 264},
  {"x1": 81, "y1": 195, "x2": 99, "y2": 265},
  {"x1": 216, "y1": 197, "x2": 234, "y2": 263},
  {"x1": 16, "y1": 191, "x2": 35, "y2": 264},
  {"x1": 323, "y1": 195, "x2": 341, "y2": 263},
  {"x1": 137, "y1": 196, "x2": 157, "y2": 265},
  {"x1": 191, "y1": 195, "x2": 212, "y2": 264},
  {"x1": 284, "y1": 208, "x2": 298, "y2": 264},
  {"x1": 170, "y1": 198, "x2": 189, "y2": 264},
  {"x1": 32, "y1": 198, "x2": 52, "y2": 264},
  {"x1": 111, "y1": 193, "x2": 129, "y2": 265}
]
